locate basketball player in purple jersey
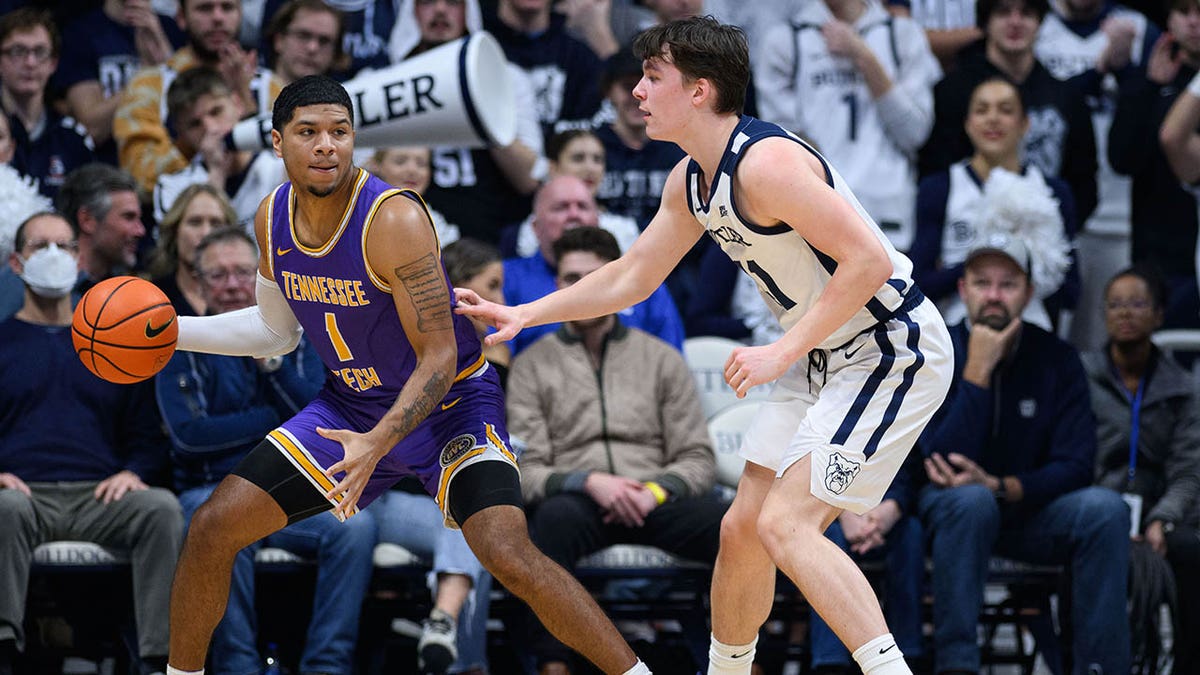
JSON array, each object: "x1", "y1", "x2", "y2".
[{"x1": 163, "y1": 76, "x2": 652, "y2": 675}]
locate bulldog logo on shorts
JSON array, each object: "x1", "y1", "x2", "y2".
[
  {"x1": 824, "y1": 452, "x2": 861, "y2": 495},
  {"x1": 440, "y1": 434, "x2": 477, "y2": 468}
]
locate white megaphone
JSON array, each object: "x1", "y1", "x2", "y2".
[{"x1": 230, "y1": 31, "x2": 516, "y2": 152}]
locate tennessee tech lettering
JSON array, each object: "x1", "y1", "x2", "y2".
[{"x1": 279, "y1": 270, "x2": 371, "y2": 307}]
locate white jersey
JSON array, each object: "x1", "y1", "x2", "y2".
[
  {"x1": 936, "y1": 161, "x2": 1054, "y2": 328},
  {"x1": 907, "y1": 0, "x2": 976, "y2": 30},
  {"x1": 686, "y1": 115, "x2": 919, "y2": 350},
  {"x1": 1035, "y1": 5, "x2": 1150, "y2": 235},
  {"x1": 756, "y1": 1, "x2": 941, "y2": 250}
]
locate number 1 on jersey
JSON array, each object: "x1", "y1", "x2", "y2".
[{"x1": 324, "y1": 312, "x2": 354, "y2": 361}]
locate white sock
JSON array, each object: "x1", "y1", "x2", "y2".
[
  {"x1": 852, "y1": 633, "x2": 911, "y2": 675},
  {"x1": 707, "y1": 633, "x2": 757, "y2": 675},
  {"x1": 166, "y1": 667, "x2": 204, "y2": 675},
  {"x1": 621, "y1": 658, "x2": 652, "y2": 675}
]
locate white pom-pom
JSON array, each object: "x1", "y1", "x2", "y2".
[
  {"x1": 975, "y1": 168, "x2": 1072, "y2": 297},
  {"x1": 0, "y1": 165, "x2": 51, "y2": 258}
]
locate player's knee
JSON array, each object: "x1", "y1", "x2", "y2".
[
  {"x1": 755, "y1": 501, "x2": 820, "y2": 558},
  {"x1": 187, "y1": 497, "x2": 248, "y2": 552},
  {"x1": 719, "y1": 503, "x2": 758, "y2": 548},
  {"x1": 471, "y1": 532, "x2": 534, "y2": 589}
]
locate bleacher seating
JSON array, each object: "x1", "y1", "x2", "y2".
[{"x1": 683, "y1": 336, "x2": 770, "y2": 418}]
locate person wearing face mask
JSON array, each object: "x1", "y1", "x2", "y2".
[{"x1": 0, "y1": 212, "x2": 183, "y2": 675}]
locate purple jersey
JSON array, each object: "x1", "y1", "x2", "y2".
[{"x1": 265, "y1": 168, "x2": 485, "y2": 432}]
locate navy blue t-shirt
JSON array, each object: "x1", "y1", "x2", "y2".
[
  {"x1": 484, "y1": 9, "x2": 604, "y2": 134},
  {"x1": 0, "y1": 317, "x2": 167, "y2": 483},
  {"x1": 10, "y1": 111, "x2": 96, "y2": 200}
]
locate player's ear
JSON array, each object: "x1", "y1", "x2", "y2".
[
  {"x1": 690, "y1": 77, "x2": 710, "y2": 109},
  {"x1": 271, "y1": 128, "x2": 283, "y2": 158}
]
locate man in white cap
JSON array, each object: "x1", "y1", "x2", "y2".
[{"x1": 915, "y1": 236, "x2": 1132, "y2": 675}]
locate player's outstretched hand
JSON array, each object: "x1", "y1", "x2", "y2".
[
  {"x1": 318, "y1": 426, "x2": 385, "y2": 521},
  {"x1": 453, "y1": 288, "x2": 526, "y2": 346},
  {"x1": 724, "y1": 343, "x2": 791, "y2": 397}
]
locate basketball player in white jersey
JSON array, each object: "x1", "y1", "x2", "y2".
[{"x1": 455, "y1": 16, "x2": 954, "y2": 675}]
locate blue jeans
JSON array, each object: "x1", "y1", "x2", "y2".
[
  {"x1": 179, "y1": 485, "x2": 378, "y2": 675},
  {"x1": 371, "y1": 490, "x2": 491, "y2": 674},
  {"x1": 809, "y1": 516, "x2": 926, "y2": 668},
  {"x1": 918, "y1": 484, "x2": 1130, "y2": 674}
]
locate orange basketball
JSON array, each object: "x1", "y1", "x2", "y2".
[{"x1": 72, "y1": 276, "x2": 178, "y2": 384}]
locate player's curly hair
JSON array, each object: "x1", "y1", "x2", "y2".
[
  {"x1": 272, "y1": 75, "x2": 354, "y2": 131},
  {"x1": 633, "y1": 15, "x2": 748, "y2": 115}
]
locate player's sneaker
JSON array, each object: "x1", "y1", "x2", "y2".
[{"x1": 418, "y1": 608, "x2": 458, "y2": 674}]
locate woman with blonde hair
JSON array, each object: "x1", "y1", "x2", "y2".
[{"x1": 147, "y1": 183, "x2": 237, "y2": 316}]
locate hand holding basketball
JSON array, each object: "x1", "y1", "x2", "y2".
[{"x1": 72, "y1": 276, "x2": 178, "y2": 384}]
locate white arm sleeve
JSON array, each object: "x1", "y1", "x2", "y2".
[{"x1": 177, "y1": 273, "x2": 303, "y2": 358}]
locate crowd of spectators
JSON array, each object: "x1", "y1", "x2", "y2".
[{"x1": 1, "y1": 0, "x2": 1199, "y2": 673}]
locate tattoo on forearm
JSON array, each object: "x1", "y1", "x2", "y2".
[
  {"x1": 389, "y1": 371, "x2": 450, "y2": 440},
  {"x1": 396, "y1": 254, "x2": 452, "y2": 332}
]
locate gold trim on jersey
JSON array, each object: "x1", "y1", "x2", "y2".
[
  {"x1": 454, "y1": 354, "x2": 487, "y2": 382},
  {"x1": 265, "y1": 184, "x2": 282, "y2": 278},
  {"x1": 267, "y1": 428, "x2": 360, "y2": 517},
  {"x1": 361, "y1": 187, "x2": 441, "y2": 293},
  {"x1": 433, "y1": 424, "x2": 517, "y2": 513},
  {"x1": 485, "y1": 423, "x2": 517, "y2": 464},
  {"x1": 288, "y1": 168, "x2": 369, "y2": 258}
]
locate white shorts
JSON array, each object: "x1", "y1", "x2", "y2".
[{"x1": 741, "y1": 299, "x2": 953, "y2": 514}]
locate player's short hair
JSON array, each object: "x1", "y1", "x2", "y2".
[
  {"x1": 552, "y1": 227, "x2": 620, "y2": 267},
  {"x1": 0, "y1": 8, "x2": 60, "y2": 59},
  {"x1": 1105, "y1": 265, "x2": 1167, "y2": 311},
  {"x1": 272, "y1": 75, "x2": 354, "y2": 131},
  {"x1": 632, "y1": 15, "x2": 748, "y2": 115},
  {"x1": 166, "y1": 67, "x2": 233, "y2": 124},
  {"x1": 976, "y1": 0, "x2": 1049, "y2": 30},
  {"x1": 55, "y1": 164, "x2": 140, "y2": 230},
  {"x1": 441, "y1": 237, "x2": 501, "y2": 287},
  {"x1": 193, "y1": 226, "x2": 258, "y2": 272}
]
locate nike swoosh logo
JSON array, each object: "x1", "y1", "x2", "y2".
[
  {"x1": 276, "y1": 247, "x2": 293, "y2": 256},
  {"x1": 440, "y1": 397, "x2": 463, "y2": 411},
  {"x1": 730, "y1": 650, "x2": 752, "y2": 659},
  {"x1": 879, "y1": 644, "x2": 896, "y2": 654},
  {"x1": 844, "y1": 343, "x2": 864, "y2": 359},
  {"x1": 144, "y1": 316, "x2": 175, "y2": 338}
]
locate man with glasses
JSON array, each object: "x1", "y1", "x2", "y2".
[
  {"x1": 263, "y1": 0, "x2": 348, "y2": 85},
  {"x1": 0, "y1": 211, "x2": 183, "y2": 675},
  {"x1": 155, "y1": 226, "x2": 376, "y2": 675},
  {"x1": 0, "y1": 8, "x2": 97, "y2": 200}
]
